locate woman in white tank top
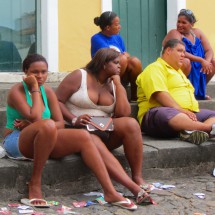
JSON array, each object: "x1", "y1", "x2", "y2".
[{"x1": 56, "y1": 48, "x2": 154, "y2": 204}]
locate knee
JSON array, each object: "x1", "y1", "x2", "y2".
[
  {"x1": 120, "y1": 54, "x2": 128, "y2": 72},
  {"x1": 127, "y1": 57, "x2": 142, "y2": 74},
  {"x1": 39, "y1": 119, "x2": 57, "y2": 135},
  {"x1": 181, "y1": 58, "x2": 191, "y2": 76},
  {"x1": 127, "y1": 118, "x2": 141, "y2": 132},
  {"x1": 119, "y1": 117, "x2": 141, "y2": 134},
  {"x1": 78, "y1": 130, "x2": 94, "y2": 147},
  {"x1": 129, "y1": 57, "x2": 142, "y2": 66}
]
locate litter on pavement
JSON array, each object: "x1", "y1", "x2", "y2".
[
  {"x1": 193, "y1": 193, "x2": 205, "y2": 199},
  {"x1": 84, "y1": 192, "x2": 104, "y2": 197}
]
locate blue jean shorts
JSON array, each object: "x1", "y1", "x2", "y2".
[{"x1": 3, "y1": 130, "x2": 26, "y2": 159}]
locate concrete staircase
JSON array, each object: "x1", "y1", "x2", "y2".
[{"x1": 0, "y1": 80, "x2": 215, "y2": 201}]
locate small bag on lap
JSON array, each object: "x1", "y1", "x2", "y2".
[{"x1": 86, "y1": 116, "x2": 114, "y2": 131}]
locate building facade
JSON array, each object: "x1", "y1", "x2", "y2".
[{"x1": 0, "y1": 0, "x2": 214, "y2": 77}]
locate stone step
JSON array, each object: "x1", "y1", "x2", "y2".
[
  {"x1": 0, "y1": 82, "x2": 60, "y2": 108},
  {"x1": 206, "y1": 81, "x2": 215, "y2": 97},
  {"x1": 0, "y1": 107, "x2": 6, "y2": 138},
  {"x1": 1, "y1": 98, "x2": 215, "y2": 137},
  {"x1": 0, "y1": 136, "x2": 214, "y2": 201},
  {"x1": 1, "y1": 81, "x2": 215, "y2": 107},
  {"x1": 199, "y1": 99, "x2": 215, "y2": 110}
]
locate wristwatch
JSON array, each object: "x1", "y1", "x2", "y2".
[{"x1": 71, "y1": 117, "x2": 78, "y2": 126}]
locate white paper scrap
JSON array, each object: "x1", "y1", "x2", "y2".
[
  {"x1": 84, "y1": 192, "x2": 104, "y2": 197},
  {"x1": 193, "y1": 193, "x2": 205, "y2": 199},
  {"x1": 160, "y1": 185, "x2": 176, "y2": 190},
  {"x1": 19, "y1": 209, "x2": 34, "y2": 214},
  {"x1": 18, "y1": 206, "x2": 31, "y2": 210}
]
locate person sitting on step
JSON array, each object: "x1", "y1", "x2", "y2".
[
  {"x1": 162, "y1": 9, "x2": 215, "y2": 100},
  {"x1": 55, "y1": 48, "x2": 154, "y2": 198},
  {"x1": 136, "y1": 39, "x2": 215, "y2": 145},
  {"x1": 2, "y1": 53, "x2": 149, "y2": 210},
  {"x1": 91, "y1": 11, "x2": 142, "y2": 102}
]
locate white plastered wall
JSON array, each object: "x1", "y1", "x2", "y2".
[
  {"x1": 167, "y1": 0, "x2": 186, "y2": 32},
  {"x1": 41, "y1": 0, "x2": 59, "y2": 72},
  {"x1": 101, "y1": 0, "x2": 112, "y2": 12}
]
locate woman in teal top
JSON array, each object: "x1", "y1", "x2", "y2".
[
  {"x1": 6, "y1": 81, "x2": 50, "y2": 130},
  {"x1": 2, "y1": 53, "x2": 148, "y2": 210}
]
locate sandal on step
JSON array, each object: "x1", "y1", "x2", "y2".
[
  {"x1": 136, "y1": 190, "x2": 157, "y2": 205},
  {"x1": 112, "y1": 198, "x2": 137, "y2": 210}
]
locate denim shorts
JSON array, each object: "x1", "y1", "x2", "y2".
[{"x1": 3, "y1": 130, "x2": 27, "y2": 159}]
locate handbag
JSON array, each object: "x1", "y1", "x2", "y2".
[{"x1": 86, "y1": 116, "x2": 114, "y2": 131}]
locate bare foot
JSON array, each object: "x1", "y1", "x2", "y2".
[
  {"x1": 205, "y1": 95, "x2": 212, "y2": 100},
  {"x1": 132, "y1": 175, "x2": 146, "y2": 186},
  {"x1": 28, "y1": 181, "x2": 43, "y2": 200},
  {"x1": 132, "y1": 176, "x2": 153, "y2": 192},
  {"x1": 103, "y1": 191, "x2": 125, "y2": 203}
]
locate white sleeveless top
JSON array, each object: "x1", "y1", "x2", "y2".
[{"x1": 65, "y1": 69, "x2": 116, "y2": 117}]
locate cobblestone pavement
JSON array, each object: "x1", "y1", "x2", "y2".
[{"x1": 0, "y1": 173, "x2": 215, "y2": 215}]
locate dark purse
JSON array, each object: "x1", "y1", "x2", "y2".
[{"x1": 86, "y1": 116, "x2": 114, "y2": 131}]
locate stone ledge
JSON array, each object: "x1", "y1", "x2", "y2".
[
  {"x1": 0, "y1": 72, "x2": 69, "y2": 83},
  {"x1": 0, "y1": 138, "x2": 215, "y2": 200}
]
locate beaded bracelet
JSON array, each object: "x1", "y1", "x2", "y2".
[{"x1": 31, "y1": 90, "x2": 41, "y2": 93}]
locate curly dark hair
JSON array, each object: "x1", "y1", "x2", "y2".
[{"x1": 22, "y1": 54, "x2": 48, "y2": 72}]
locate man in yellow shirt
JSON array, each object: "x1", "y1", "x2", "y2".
[{"x1": 136, "y1": 39, "x2": 215, "y2": 145}]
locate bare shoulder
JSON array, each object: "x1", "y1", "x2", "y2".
[
  {"x1": 59, "y1": 69, "x2": 82, "y2": 87},
  {"x1": 55, "y1": 69, "x2": 82, "y2": 99},
  {"x1": 8, "y1": 83, "x2": 23, "y2": 97},
  {"x1": 192, "y1": 28, "x2": 204, "y2": 37},
  {"x1": 7, "y1": 83, "x2": 24, "y2": 106},
  {"x1": 163, "y1": 29, "x2": 182, "y2": 46}
]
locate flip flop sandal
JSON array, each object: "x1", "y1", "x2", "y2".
[
  {"x1": 136, "y1": 190, "x2": 157, "y2": 205},
  {"x1": 139, "y1": 183, "x2": 154, "y2": 193},
  {"x1": 21, "y1": 198, "x2": 50, "y2": 208},
  {"x1": 112, "y1": 198, "x2": 137, "y2": 210}
]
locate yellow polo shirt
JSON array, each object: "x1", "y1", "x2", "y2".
[{"x1": 136, "y1": 57, "x2": 199, "y2": 124}]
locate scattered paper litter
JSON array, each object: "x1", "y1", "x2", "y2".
[
  {"x1": 56, "y1": 205, "x2": 79, "y2": 214},
  {"x1": 193, "y1": 193, "x2": 205, "y2": 199},
  {"x1": 84, "y1": 192, "x2": 104, "y2": 197},
  {"x1": 8, "y1": 203, "x2": 21, "y2": 207},
  {"x1": 160, "y1": 185, "x2": 176, "y2": 190},
  {"x1": 18, "y1": 209, "x2": 34, "y2": 214},
  {"x1": 18, "y1": 206, "x2": 31, "y2": 210},
  {"x1": 152, "y1": 182, "x2": 163, "y2": 188},
  {"x1": 72, "y1": 201, "x2": 86, "y2": 208},
  {"x1": 0, "y1": 207, "x2": 11, "y2": 214},
  {"x1": 31, "y1": 212, "x2": 45, "y2": 215},
  {"x1": 96, "y1": 197, "x2": 107, "y2": 205}
]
